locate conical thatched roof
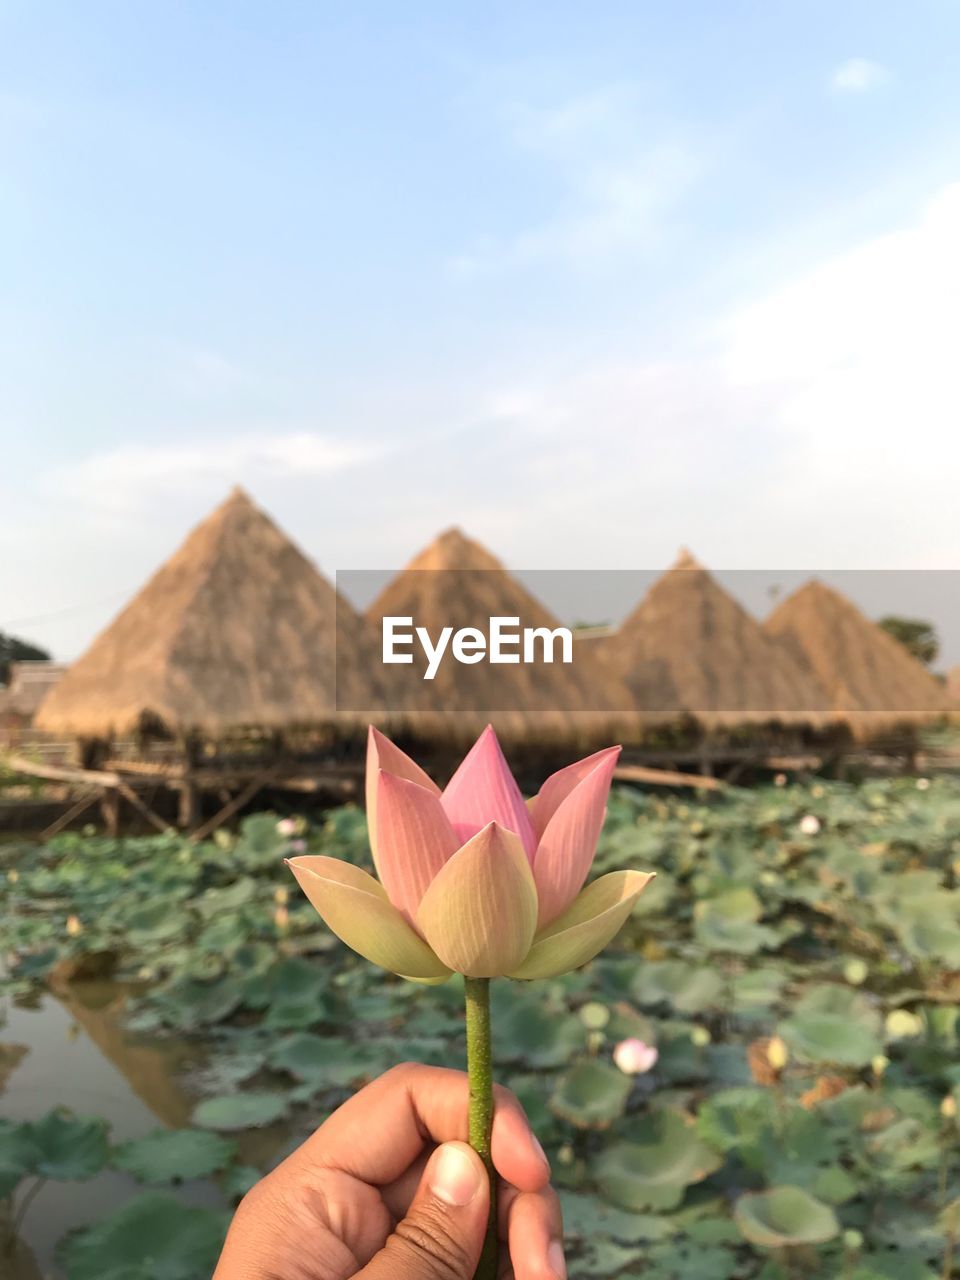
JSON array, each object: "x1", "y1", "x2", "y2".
[
  {"x1": 764, "y1": 579, "x2": 947, "y2": 724},
  {"x1": 35, "y1": 488, "x2": 379, "y2": 738},
  {"x1": 365, "y1": 528, "x2": 632, "y2": 741},
  {"x1": 602, "y1": 550, "x2": 830, "y2": 724}
]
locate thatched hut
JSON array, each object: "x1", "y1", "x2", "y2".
[
  {"x1": 600, "y1": 550, "x2": 830, "y2": 726},
  {"x1": 365, "y1": 527, "x2": 633, "y2": 749},
  {"x1": 0, "y1": 662, "x2": 68, "y2": 742},
  {"x1": 35, "y1": 487, "x2": 379, "y2": 745},
  {"x1": 763, "y1": 579, "x2": 948, "y2": 728}
]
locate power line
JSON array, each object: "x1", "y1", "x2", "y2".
[{"x1": 2, "y1": 588, "x2": 134, "y2": 632}]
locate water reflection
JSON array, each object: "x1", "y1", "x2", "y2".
[{"x1": 1, "y1": 983, "x2": 221, "y2": 1277}]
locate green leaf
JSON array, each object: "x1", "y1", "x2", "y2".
[
  {"x1": 268, "y1": 1033, "x2": 387, "y2": 1086},
  {"x1": 694, "y1": 889, "x2": 778, "y2": 954},
  {"x1": 550, "y1": 1059, "x2": 632, "y2": 1129},
  {"x1": 494, "y1": 992, "x2": 583, "y2": 1068},
  {"x1": 23, "y1": 1111, "x2": 109, "y2": 1181},
  {"x1": 59, "y1": 1192, "x2": 229, "y2": 1280},
  {"x1": 734, "y1": 1185, "x2": 840, "y2": 1248},
  {"x1": 192, "y1": 1092, "x2": 289, "y2": 1132},
  {"x1": 112, "y1": 1129, "x2": 237, "y2": 1184},
  {"x1": 632, "y1": 962, "x2": 725, "y2": 1014},
  {"x1": 595, "y1": 1110, "x2": 723, "y2": 1211},
  {"x1": 779, "y1": 983, "x2": 883, "y2": 1066},
  {"x1": 0, "y1": 1118, "x2": 36, "y2": 1196},
  {"x1": 222, "y1": 1164, "x2": 262, "y2": 1200}
]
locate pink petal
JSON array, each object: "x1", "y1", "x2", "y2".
[
  {"x1": 440, "y1": 725, "x2": 537, "y2": 858},
  {"x1": 530, "y1": 745, "x2": 622, "y2": 838},
  {"x1": 366, "y1": 726, "x2": 439, "y2": 874},
  {"x1": 416, "y1": 822, "x2": 539, "y2": 977},
  {"x1": 532, "y1": 746, "x2": 621, "y2": 926},
  {"x1": 375, "y1": 771, "x2": 460, "y2": 921}
]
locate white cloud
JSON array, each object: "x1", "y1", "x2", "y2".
[
  {"x1": 45, "y1": 431, "x2": 382, "y2": 516},
  {"x1": 709, "y1": 183, "x2": 960, "y2": 563},
  {"x1": 476, "y1": 182, "x2": 960, "y2": 570},
  {"x1": 451, "y1": 85, "x2": 698, "y2": 275},
  {"x1": 831, "y1": 58, "x2": 888, "y2": 94}
]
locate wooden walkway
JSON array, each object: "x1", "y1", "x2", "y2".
[{"x1": 1, "y1": 752, "x2": 359, "y2": 841}]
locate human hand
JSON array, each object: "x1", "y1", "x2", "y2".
[{"x1": 212, "y1": 1062, "x2": 565, "y2": 1280}]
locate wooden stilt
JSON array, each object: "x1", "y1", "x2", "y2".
[
  {"x1": 115, "y1": 781, "x2": 169, "y2": 834},
  {"x1": 39, "y1": 792, "x2": 101, "y2": 841},
  {"x1": 100, "y1": 787, "x2": 121, "y2": 837},
  {"x1": 188, "y1": 775, "x2": 270, "y2": 843},
  {"x1": 177, "y1": 780, "x2": 200, "y2": 830}
]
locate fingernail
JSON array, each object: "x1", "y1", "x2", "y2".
[
  {"x1": 431, "y1": 1143, "x2": 483, "y2": 1207},
  {"x1": 532, "y1": 1133, "x2": 550, "y2": 1171},
  {"x1": 548, "y1": 1240, "x2": 567, "y2": 1279}
]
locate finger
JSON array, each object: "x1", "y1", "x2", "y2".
[
  {"x1": 382, "y1": 1148, "x2": 430, "y2": 1219},
  {"x1": 296, "y1": 1064, "x2": 550, "y2": 1192},
  {"x1": 507, "y1": 1186, "x2": 565, "y2": 1280},
  {"x1": 355, "y1": 1141, "x2": 490, "y2": 1280}
]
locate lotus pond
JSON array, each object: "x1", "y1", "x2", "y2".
[{"x1": 2, "y1": 775, "x2": 960, "y2": 1279}]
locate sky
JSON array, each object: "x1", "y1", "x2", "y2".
[{"x1": 2, "y1": 1, "x2": 960, "y2": 663}]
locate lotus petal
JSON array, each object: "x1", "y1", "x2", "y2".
[
  {"x1": 440, "y1": 725, "x2": 537, "y2": 858},
  {"x1": 508, "y1": 870, "x2": 655, "y2": 981},
  {"x1": 416, "y1": 822, "x2": 538, "y2": 976},
  {"x1": 533, "y1": 746, "x2": 622, "y2": 926},
  {"x1": 530, "y1": 745, "x2": 621, "y2": 838},
  {"x1": 287, "y1": 855, "x2": 450, "y2": 980},
  {"x1": 366, "y1": 727, "x2": 440, "y2": 873},
  {"x1": 375, "y1": 771, "x2": 459, "y2": 920}
]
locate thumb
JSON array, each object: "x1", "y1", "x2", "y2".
[{"x1": 356, "y1": 1142, "x2": 491, "y2": 1280}]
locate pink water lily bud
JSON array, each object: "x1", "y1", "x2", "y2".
[
  {"x1": 288, "y1": 725, "x2": 655, "y2": 981},
  {"x1": 613, "y1": 1038, "x2": 658, "y2": 1075}
]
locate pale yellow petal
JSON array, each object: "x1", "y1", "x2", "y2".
[
  {"x1": 287, "y1": 855, "x2": 450, "y2": 981},
  {"x1": 508, "y1": 870, "x2": 654, "y2": 980},
  {"x1": 416, "y1": 823, "x2": 538, "y2": 977}
]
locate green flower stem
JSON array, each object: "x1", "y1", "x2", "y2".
[{"x1": 464, "y1": 976, "x2": 497, "y2": 1280}]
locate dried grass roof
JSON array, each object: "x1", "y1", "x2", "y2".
[
  {"x1": 601, "y1": 550, "x2": 831, "y2": 725},
  {"x1": 365, "y1": 528, "x2": 634, "y2": 742},
  {"x1": 764, "y1": 578, "x2": 948, "y2": 724},
  {"x1": 35, "y1": 488, "x2": 379, "y2": 738}
]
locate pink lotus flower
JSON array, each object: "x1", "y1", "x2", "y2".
[
  {"x1": 288, "y1": 725, "x2": 654, "y2": 982},
  {"x1": 613, "y1": 1038, "x2": 659, "y2": 1075}
]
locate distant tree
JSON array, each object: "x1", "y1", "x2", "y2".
[
  {"x1": 877, "y1": 616, "x2": 939, "y2": 667},
  {"x1": 0, "y1": 631, "x2": 51, "y2": 685}
]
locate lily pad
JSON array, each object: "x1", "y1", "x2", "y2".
[
  {"x1": 269, "y1": 1033, "x2": 388, "y2": 1086},
  {"x1": 734, "y1": 1185, "x2": 840, "y2": 1248},
  {"x1": 632, "y1": 962, "x2": 725, "y2": 1014},
  {"x1": 192, "y1": 1092, "x2": 288, "y2": 1132},
  {"x1": 730, "y1": 968, "x2": 786, "y2": 1008},
  {"x1": 113, "y1": 1129, "x2": 237, "y2": 1184},
  {"x1": 694, "y1": 889, "x2": 777, "y2": 954},
  {"x1": 595, "y1": 1110, "x2": 723, "y2": 1211},
  {"x1": 495, "y1": 993, "x2": 583, "y2": 1068},
  {"x1": 779, "y1": 985, "x2": 883, "y2": 1067},
  {"x1": 59, "y1": 1192, "x2": 229, "y2": 1280},
  {"x1": 21, "y1": 1110, "x2": 109, "y2": 1181},
  {"x1": 550, "y1": 1059, "x2": 632, "y2": 1129}
]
